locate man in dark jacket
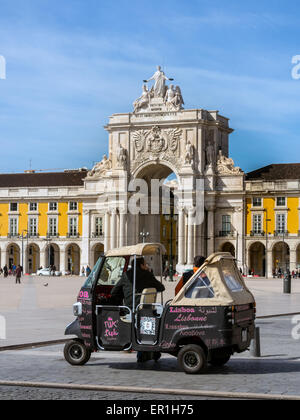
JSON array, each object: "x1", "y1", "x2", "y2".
[
  {"x1": 110, "y1": 257, "x2": 165, "y2": 310},
  {"x1": 15, "y1": 265, "x2": 22, "y2": 284}
]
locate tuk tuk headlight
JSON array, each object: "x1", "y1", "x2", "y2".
[{"x1": 73, "y1": 302, "x2": 82, "y2": 317}]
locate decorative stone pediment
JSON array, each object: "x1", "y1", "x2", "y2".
[
  {"x1": 130, "y1": 126, "x2": 183, "y2": 172},
  {"x1": 132, "y1": 126, "x2": 182, "y2": 155}
]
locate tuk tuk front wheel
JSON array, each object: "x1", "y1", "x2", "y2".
[
  {"x1": 64, "y1": 339, "x2": 91, "y2": 366},
  {"x1": 178, "y1": 344, "x2": 207, "y2": 374}
]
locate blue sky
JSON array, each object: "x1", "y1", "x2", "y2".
[{"x1": 1, "y1": 0, "x2": 300, "y2": 173}]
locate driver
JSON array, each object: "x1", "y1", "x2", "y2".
[{"x1": 110, "y1": 257, "x2": 165, "y2": 309}]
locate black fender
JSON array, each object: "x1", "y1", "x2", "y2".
[{"x1": 65, "y1": 319, "x2": 83, "y2": 340}]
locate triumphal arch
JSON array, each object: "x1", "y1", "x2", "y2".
[{"x1": 82, "y1": 66, "x2": 244, "y2": 273}]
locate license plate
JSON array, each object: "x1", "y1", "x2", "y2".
[{"x1": 241, "y1": 329, "x2": 248, "y2": 342}]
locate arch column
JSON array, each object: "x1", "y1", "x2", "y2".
[
  {"x1": 177, "y1": 207, "x2": 185, "y2": 266},
  {"x1": 119, "y1": 210, "x2": 127, "y2": 247},
  {"x1": 206, "y1": 205, "x2": 215, "y2": 256},
  {"x1": 110, "y1": 208, "x2": 117, "y2": 250},
  {"x1": 290, "y1": 249, "x2": 297, "y2": 273},
  {"x1": 187, "y1": 207, "x2": 195, "y2": 266},
  {"x1": 40, "y1": 248, "x2": 47, "y2": 269},
  {"x1": 266, "y1": 249, "x2": 273, "y2": 278},
  {"x1": 104, "y1": 211, "x2": 110, "y2": 251},
  {"x1": 81, "y1": 209, "x2": 90, "y2": 269},
  {"x1": 1, "y1": 248, "x2": 6, "y2": 267},
  {"x1": 60, "y1": 248, "x2": 66, "y2": 273}
]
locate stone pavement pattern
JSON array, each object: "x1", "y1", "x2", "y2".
[
  {"x1": 1, "y1": 274, "x2": 300, "y2": 399},
  {"x1": 1, "y1": 275, "x2": 300, "y2": 346}
]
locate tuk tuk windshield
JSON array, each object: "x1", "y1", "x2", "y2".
[
  {"x1": 96, "y1": 256, "x2": 126, "y2": 286},
  {"x1": 185, "y1": 270, "x2": 214, "y2": 299},
  {"x1": 83, "y1": 257, "x2": 103, "y2": 288},
  {"x1": 221, "y1": 259, "x2": 244, "y2": 292}
]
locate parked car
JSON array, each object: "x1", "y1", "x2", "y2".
[{"x1": 37, "y1": 268, "x2": 62, "y2": 276}]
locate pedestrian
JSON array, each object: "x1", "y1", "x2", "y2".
[
  {"x1": 3, "y1": 265, "x2": 8, "y2": 278},
  {"x1": 86, "y1": 265, "x2": 91, "y2": 277},
  {"x1": 175, "y1": 255, "x2": 206, "y2": 295},
  {"x1": 163, "y1": 261, "x2": 169, "y2": 280},
  {"x1": 15, "y1": 264, "x2": 22, "y2": 284}
]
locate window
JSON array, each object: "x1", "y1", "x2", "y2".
[
  {"x1": 9, "y1": 218, "x2": 18, "y2": 236},
  {"x1": 253, "y1": 214, "x2": 262, "y2": 234},
  {"x1": 69, "y1": 202, "x2": 78, "y2": 211},
  {"x1": 253, "y1": 197, "x2": 262, "y2": 207},
  {"x1": 48, "y1": 217, "x2": 57, "y2": 236},
  {"x1": 29, "y1": 202, "x2": 37, "y2": 212},
  {"x1": 97, "y1": 257, "x2": 126, "y2": 286},
  {"x1": 69, "y1": 217, "x2": 78, "y2": 236},
  {"x1": 221, "y1": 259, "x2": 244, "y2": 292},
  {"x1": 49, "y1": 202, "x2": 58, "y2": 211},
  {"x1": 10, "y1": 203, "x2": 18, "y2": 212},
  {"x1": 222, "y1": 215, "x2": 231, "y2": 234},
  {"x1": 95, "y1": 217, "x2": 103, "y2": 236},
  {"x1": 276, "y1": 197, "x2": 286, "y2": 207},
  {"x1": 185, "y1": 271, "x2": 214, "y2": 299},
  {"x1": 29, "y1": 218, "x2": 38, "y2": 236},
  {"x1": 276, "y1": 213, "x2": 286, "y2": 233}
]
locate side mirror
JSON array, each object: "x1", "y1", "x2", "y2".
[{"x1": 73, "y1": 302, "x2": 82, "y2": 317}]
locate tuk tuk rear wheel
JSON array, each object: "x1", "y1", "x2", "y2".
[
  {"x1": 64, "y1": 339, "x2": 91, "y2": 366},
  {"x1": 178, "y1": 344, "x2": 207, "y2": 374}
]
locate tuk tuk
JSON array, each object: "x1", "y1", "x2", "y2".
[{"x1": 64, "y1": 243, "x2": 256, "y2": 374}]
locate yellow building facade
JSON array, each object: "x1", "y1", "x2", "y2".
[
  {"x1": 0, "y1": 170, "x2": 87, "y2": 274},
  {"x1": 245, "y1": 164, "x2": 300, "y2": 277}
]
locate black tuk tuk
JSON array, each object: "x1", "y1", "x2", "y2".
[{"x1": 64, "y1": 243, "x2": 256, "y2": 374}]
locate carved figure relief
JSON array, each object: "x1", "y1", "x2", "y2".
[
  {"x1": 216, "y1": 150, "x2": 243, "y2": 175},
  {"x1": 133, "y1": 66, "x2": 184, "y2": 113},
  {"x1": 184, "y1": 141, "x2": 194, "y2": 165},
  {"x1": 117, "y1": 144, "x2": 127, "y2": 169},
  {"x1": 88, "y1": 155, "x2": 112, "y2": 178}
]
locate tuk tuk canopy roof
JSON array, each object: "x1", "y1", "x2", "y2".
[
  {"x1": 105, "y1": 243, "x2": 166, "y2": 257},
  {"x1": 171, "y1": 252, "x2": 255, "y2": 307}
]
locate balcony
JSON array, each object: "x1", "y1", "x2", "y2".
[
  {"x1": 27, "y1": 233, "x2": 40, "y2": 239},
  {"x1": 218, "y1": 231, "x2": 235, "y2": 238},
  {"x1": 67, "y1": 232, "x2": 80, "y2": 238},
  {"x1": 92, "y1": 232, "x2": 104, "y2": 239},
  {"x1": 250, "y1": 231, "x2": 265, "y2": 237},
  {"x1": 46, "y1": 232, "x2": 60, "y2": 239},
  {"x1": 274, "y1": 230, "x2": 289, "y2": 237},
  {"x1": 7, "y1": 233, "x2": 20, "y2": 239}
]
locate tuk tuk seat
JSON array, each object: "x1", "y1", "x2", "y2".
[{"x1": 140, "y1": 288, "x2": 157, "y2": 307}]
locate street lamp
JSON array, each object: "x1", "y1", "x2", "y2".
[
  {"x1": 265, "y1": 218, "x2": 271, "y2": 278},
  {"x1": 140, "y1": 230, "x2": 150, "y2": 244},
  {"x1": 164, "y1": 207, "x2": 178, "y2": 282}
]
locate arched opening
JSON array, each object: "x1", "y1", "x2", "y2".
[
  {"x1": 248, "y1": 242, "x2": 265, "y2": 277},
  {"x1": 7, "y1": 243, "x2": 20, "y2": 269},
  {"x1": 66, "y1": 244, "x2": 81, "y2": 275},
  {"x1": 221, "y1": 242, "x2": 235, "y2": 257},
  {"x1": 92, "y1": 243, "x2": 104, "y2": 266},
  {"x1": 26, "y1": 243, "x2": 40, "y2": 274},
  {"x1": 45, "y1": 243, "x2": 60, "y2": 270},
  {"x1": 134, "y1": 162, "x2": 179, "y2": 275},
  {"x1": 273, "y1": 242, "x2": 290, "y2": 274}
]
